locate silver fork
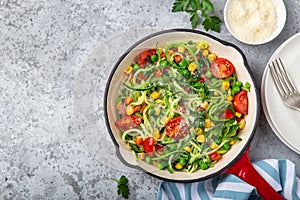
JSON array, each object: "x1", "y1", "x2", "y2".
[{"x1": 269, "y1": 58, "x2": 300, "y2": 111}]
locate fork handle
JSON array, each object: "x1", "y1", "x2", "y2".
[{"x1": 225, "y1": 149, "x2": 284, "y2": 200}]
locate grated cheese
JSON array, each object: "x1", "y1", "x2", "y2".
[{"x1": 227, "y1": 0, "x2": 277, "y2": 43}]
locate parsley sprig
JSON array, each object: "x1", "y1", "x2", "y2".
[
  {"x1": 112, "y1": 175, "x2": 130, "y2": 199},
  {"x1": 172, "y1": 0, "x2": 222, "y2": 32}
]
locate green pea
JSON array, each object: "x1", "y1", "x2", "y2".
[
  {"x1": 179, "y1": 158, "x2": 187, "y2": 166},
  {"x1": 160, "y1": 60, "x2": 168, "y2": 67},
  {"x1": 179, "y1": 60, "x2": 187, "y2": 68},
  {"x1": 223, "y1": 142, "x2": 230, "y2": 150},
  {"x1": 200, "y1": 161, "x2": 208, "y2": 170},
  {"x1": 133, "y1": 63, "x2": 139, "y2": 71},
  {"x1": 232, "y1": 85, "x2": 241, "y2": 94},
  {"x1": 151, "y1": 54, "x2": 158, "y2": 62},
  {"x1": 182, "y1": 69, "x2": 189, "y2": 77},
  {"x1": 145, "y1": 156, "x2": 152, "y2": 164},
  {"x1": 148, "y1": 107, "x2": 155, "y2": 115},
  {"x1": 235, "y1": 81, "x2": 243, "y2": 87},
  {"x1": 216, "y1": 137, "x2": 222, "y2": 145},
  {"x1": 205, "y1": 70, "x2": 213, "y2": 79}
]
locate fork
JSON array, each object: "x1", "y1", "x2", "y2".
[{"x1": 269, "y1": 58, "x2": 300, "y2": 111}]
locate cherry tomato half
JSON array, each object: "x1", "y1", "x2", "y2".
[
  {"x1": 143, "y1": 137, "x2": 155, "y2": 153},
  {"x1": 165, "y1": 116, "x2": 188, "y2": 140},
  {"x1": 115, "y1": 115, "x2": 142, "y2": 130},
  {"x1": 210, "y1": 58, "x2": 235, "y2": 79},
  {"x1": 220, "y1": 109, "x2": 235, "y2": 120},
  {"x1": 138, "y1": 49, "x2": 157, "y2": 66},
  {"x1": 233, "y1": 90, "x2": 248, "y2": 115},
  {"x1": 209, "y1": 152, "x2": 222, "y2": 161}
]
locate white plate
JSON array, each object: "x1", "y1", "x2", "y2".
[{"x1": 261, "y1": 32, "x2": 300, "y2": 154}]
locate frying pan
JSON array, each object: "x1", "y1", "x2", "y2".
[{"x1": 104, "y1": 29, "x2": 283, "y2": 199}]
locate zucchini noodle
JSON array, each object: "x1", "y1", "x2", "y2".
[{"x1": 114, "y1": 40, "x2": 250, "y2": 174}]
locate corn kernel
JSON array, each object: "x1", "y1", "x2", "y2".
[
  {"x1": 210, "y1": 142, "x2": 219, "y2": 150},
  {"x1": 239, "y1": 119, "x2": 246, "y2": 130},
  {"x1": 126, "y1": 105, "x2": 134, "y2": 115},
  {"x1": 158, "y1": 47, "x2": 163, "y2": 53},
  {"x1": 175, "y1": 163, "x2": 183, "y2": 170},
  {"x1": 208, "y1": 53, "x2": 217, "y2": 61},
  {"x1": 138, "y1": 153, "x2": 146, "y2": 160},
  {"x1": 153, "y1": 129, "x2": 161, "y2": 139},
  {"x1": 125, "y1": 66, "x2": 133, "y2": 74},
  {"x1": 151, "y1": 91, "x2": 160, "y2": 100},
  {"x1": 178, "y1": 46, "x2": 185, "y2": 53},
  {"x1": 229, "y1": 140, "x2": 236, "y2": 145},
  {"x1": 197, "y1": 134, "x2": 205, "y2": 143},
  {"x1": 184, "y1": 146, "x2": 192, "y2": 153},
  {"x1": 188, "y1": 62, "x2": 197, "y2": 72},
  {"x1": 202, "y1": 101, "x2": 209, "y2": 109},
  {"x1": 202, "y1": 49, "x2": 209, "y2": 57},
  {"x1": 222, "y1": 81, "x2": 230, "y2": 90},
  {"x1": 199, "y1": 41, "x2": 209, "y2": 49},
  {"x1": 197, "y1": 128, "x2": 203, "y2": 135},
  {"x1": 235, "y1": 112, "x2": 242, "y2": 118},
  {"x1": 168, "y1": 50, "x2": 174, "y2": 56},
  {"x1": 205, "y1": 119, "x2": 211, "y2": 128},
  {"x1": 227, "y1": 95, "x2": 233, "y2": 101}
]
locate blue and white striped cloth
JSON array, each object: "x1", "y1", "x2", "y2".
[{"x1": 157, "y1": 159, "x2": 300, "y2": 200}]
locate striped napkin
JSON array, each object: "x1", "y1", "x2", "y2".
[{"x1": 157, "y1": 159, "x2": 300, "y2": 200}]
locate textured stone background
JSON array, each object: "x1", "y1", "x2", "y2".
[{"x1": 0, "y1": 0, "x2": 299, "y2": 199}]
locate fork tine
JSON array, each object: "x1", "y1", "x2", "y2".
[
  {"x1": 269, "y1": 61, "x2": 286, "y2": 98},
  {"x1": 277, "y1": 58, "x2": 299, "y2": 95}
]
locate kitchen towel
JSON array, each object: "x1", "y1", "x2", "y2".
[{"x1": 157, "y1": 159, "x2": 300, "y2": 200}]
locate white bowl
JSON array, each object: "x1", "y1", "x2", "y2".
[{"x1": 224, "y1": 0, "x2": 286, "y2": 45}]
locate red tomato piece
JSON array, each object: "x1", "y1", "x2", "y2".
[
  {"x1": 233, "y1": 90, "x2": 248, "y2": 115},
  {"x1": 210, "y1": 58, "x2": 235, "y2": 79},
  {"x1": 155, "y1": 144, "x2": 164, "y2": 151},
  {"x1": 118, "y1": 105, "x2": 126, "y2": 115},
  {"x1": 138, "y1": 49, "x2": 157, "y2": 66},
  {"x1": 143, "y1": 137, "x2": 155, "y2": 153},
  {"x1": 134, "y1": 136, "x2": 143, "y2": 145},
  {"x1": 220, "y1": 109, "x2": 235, "y2": 120},
  {"x1": 137, "y1": 74, "x2": 147, "y2": 80},
  {"x1": 115, "y1": 115, "x2": 142, "y2": 130},
  {"x1": 165, "y1": 116, "x2": 188, "y2": 140},
  {"x1": 209, "y1": 152, "x2": 222, "y2": 161}
]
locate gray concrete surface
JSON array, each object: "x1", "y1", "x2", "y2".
[{"x1": 0, "y1": 0, "x2": 299, "y2": 199}]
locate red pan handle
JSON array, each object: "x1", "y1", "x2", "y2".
[{"x1": 225, "y1": 149, "x2": 284, "y2": 200}]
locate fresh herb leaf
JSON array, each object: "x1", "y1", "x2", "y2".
[
  {"x1": 190, "y1": 0, "x2": 201, "y2": 10},
  {"x1": 171, "y1": 0, "x2": 222, "y2": 32},
  {"x1": 201, "y1": 0, "x2": 214, "y2": 13},
  {"x1": 202, "y1": 16, "x2": 222, "y2": 32},
  {"x1": 112, "y1": 175, "x2": 130, "y2": 199},
  {"x1": 172, "y1": 0, "x2": 190, "y2": 12},
  {"x1": 190, "y1": 12, "x2": 199, "y2": 29}
]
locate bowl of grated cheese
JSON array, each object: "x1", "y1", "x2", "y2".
[{"x1": 224, "y1": 0, "x2": 286, "y2": 45}]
